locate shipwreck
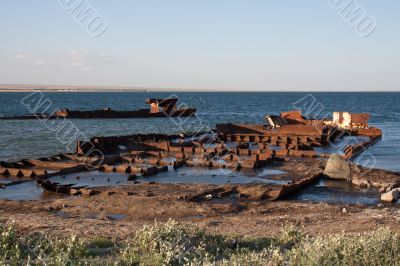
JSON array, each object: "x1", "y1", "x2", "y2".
[
  {"x1": 0, "y1": 109, "x2": 383, "y2": 201},
  {"x1": 0, "y1": 98, "x2": 196, "y2": 120}
]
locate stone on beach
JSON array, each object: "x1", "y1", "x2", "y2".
[
  {"x1": 80, "y1": 188, "x2": 100, "y2": 196},
  {"x1": 352, "y1": 178, "x2": 371, "y2": 188},
  {"x1": 323, "y1": 154, "x2": 351, "y2": 180},
  {"x1": 380, "y1": 189, "x2": 399, "y2": 203}
]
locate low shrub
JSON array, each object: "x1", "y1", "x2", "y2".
[
  {"x1": 0, "y1": 222, "x2": 22, "y2": 266},
  {"x1": 288, "y1": 227, "x2": 400, "y2": 266},
  {"x1": 1, "y1": 220, "x2": 400, "y2": 265},
  {"x1": 120, "y1": 219, "x2": 228, "y2": 265}
]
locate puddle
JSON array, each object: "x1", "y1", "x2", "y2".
[
  {"x1": 0, "y1": 178, "x2": 16, "y2": 184},
  {"x1": 162, "y1": 157, "x2": 177, "y2": 164},
  {"x1": 0, "y1": 171, "x2": 131, "y2": 201},
  {"x1": 260, "y1": 168, "x2": 287, "y2": 176},
  {"x1": 225, "y1": 141, "x2": 238, "y2": 148},
  {"x1": 0, "y1": 170, "x2": 382, "y2": 206},
  {"x1": 50, "y1": 171, "x2": 131, "y2": 188},
  {"x1": 106, "y1": 214, "x2": 126, "y2": 221},
  {"x1": 139, "y1": 166, "x2": 289, "y2": 185},
  {"x1": 56, "y1": 211, "x2": 101, "y2": 220},
  {"x1": 238, "y1": 168, "x2": 290, "y2": 185},
  {"x1": 1, "y1": 166, "x2": 290, "y2": 201},
  {"x1": 0, "y1": 181, "x2": 61, "y2": 201},
  {"x1": 268, "y1": 145, "x2": 282, "y2": 151},
  {"x1": 184, "y1": 215, "x2": 205, "y2": 220},
  {"x1": 287, "y1": 178, "x2": 380, "y2": 205},
  {"x1": 56, "y1": 210, "x2": 73, "y2": 219},
  {"x1": 204, "y1": 143, "x2": 218, "y2": 148}
]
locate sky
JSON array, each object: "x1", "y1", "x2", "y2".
[{"x1": 0, "y1": 0, "x2": 399, "y2": 91}]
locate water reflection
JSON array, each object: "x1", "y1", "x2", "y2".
[{"x1": 288, "y1": 178, "x2": 379, "y2": 205}]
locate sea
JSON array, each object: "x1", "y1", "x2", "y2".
[{"x1": 0, "y1": 92, "x2": 399, "y2": 172}]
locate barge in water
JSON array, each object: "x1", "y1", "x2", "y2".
[
  {"x1": 0, "y1": 98, "x2": 196, "y2": 120},
  {"x1": 0, "y1": 110, "x2": 384, "y2": 200}
]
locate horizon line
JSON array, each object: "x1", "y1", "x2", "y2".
[{"x1": 0, "y1": 83, "x2": 399, "y2": 93}]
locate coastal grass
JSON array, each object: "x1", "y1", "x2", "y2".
[{"x1": 1, "y1": 220, "x2": 400, "y2": 265}]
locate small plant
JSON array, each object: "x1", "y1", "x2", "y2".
[
  {"x1": 288, "y1": 227, "x2": 400, "y2": 266},
  {"x1": 0, "y1": 222, "x2": 22, "y2": 266},
  {"x1": 1, "y1": 221, "x2": 400, "y2": 265},
  {"x1": 24, "y1": 232, "x2": 89, "y2": 265},
  {"x1": 120, "y1": 219, "x2": 229, "y2": 265},
  {"x1": 89, "y1": 237, "x2": 115, "y2": 249},
  {"x1": 277, "y1": 224, "x2": 305, "y2": 247}
]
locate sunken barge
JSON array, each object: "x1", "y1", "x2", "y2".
[
  {"x1": 0, "y1": 110, "x2": 383, "y2": 200},
  {"x1": 0, "y1": 98, "x2": 196, "y2": 120}
]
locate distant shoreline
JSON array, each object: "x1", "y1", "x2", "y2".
[
  {"x1": 0, "y1": 84, "x2": 399, "y2": 92},
  {"x1": 0, "y1": 89, "x2": 150, "y2": 93},
  {"x1": 0, "y1": 84, "x2": 156, "y2": 93}
]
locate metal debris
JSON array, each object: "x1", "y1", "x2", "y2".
[
  {"x1": 0, "y1": 98, "x2": 196, "y2": 120},
  {"x1": 0, "y1": 110, "x2": 382, "y2": 199}
]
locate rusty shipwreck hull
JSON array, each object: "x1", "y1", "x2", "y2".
[
  {"x1": 0, "y1": 108, "x2": 196, "y2": 120},
  {"x1": 0, "y1": 109, "x2": 384, "y2": 200},
  {"x1": 269, "y1": 173, "x2": 324, "y2": 200},
  {"x1": 36, "y1": 179, "x2": 92, "y2": 195},
  {"x1": 36, "y1": 179, "x2": 76, "y2": 194},
  {"x1": 53, "y1": 108, "x2": 196, "y2": 119}
]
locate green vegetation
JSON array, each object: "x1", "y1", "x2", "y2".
[{"x1": 1, "y1": 220, "x2": 400, "y2": 265}]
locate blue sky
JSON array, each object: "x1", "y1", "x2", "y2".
[{"x1": 0, "y1": 0, "x2": 399, "y2": 91}]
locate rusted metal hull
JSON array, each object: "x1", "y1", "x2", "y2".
[
  {"x1": 269, "y1": 173, "x2": 323, "y2": 200},
  {"x1": 0, "y1": 108, "x2": 196, "y2": 120},
  {"x1": 343, "y1": 135, "x2": 382, "y2": 160},
  {"x1": 36, "y1": 179, "x2": 77, "y2": 194},
  {"x1": 0, "y1": 110, "x2": 383, "y2": 201}
]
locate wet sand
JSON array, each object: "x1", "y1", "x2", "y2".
[
  {"x1": 1, "y1": 182, "x2": 400, "y2": 239},
  {"x1": 1, "y1": 158, "x2": 400, "y2": 238}
]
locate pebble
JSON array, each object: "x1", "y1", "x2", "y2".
[{"x1": 204, "y1": 194, "x2": 213, "y2": 200}]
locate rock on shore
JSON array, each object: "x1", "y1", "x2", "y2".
[
  {"x1": 323, "y1": 154, "x2": 351, "y2": 180},
  {"x1": 381, "y1": 189, "x2": 399, "y2": 202}
]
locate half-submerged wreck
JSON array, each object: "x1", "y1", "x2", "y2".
[
  {"x1": 0, "y1": 98, "x2": 196, "y2": 120},
  {"x1": 0, "y1": 110, "x2": 384, "y2": 200}
]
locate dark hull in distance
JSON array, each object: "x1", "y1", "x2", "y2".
[{"x1": 0, "y1": 108, "x2": 197, "y2": 120}]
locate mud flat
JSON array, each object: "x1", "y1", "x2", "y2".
[
  {"x1": 1, "y1": 177, "x2": 400, "y2": 239},
  {"x1": 1, "y1": 156, "x2": 400, "y2": 239}
]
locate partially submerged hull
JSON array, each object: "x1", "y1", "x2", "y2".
[
  {"x1": 0, "y1": 108, "x2": 196, "y2": 120},
  {"x1": 36, "y1": 179, "x2": 76, "y2": 194}
]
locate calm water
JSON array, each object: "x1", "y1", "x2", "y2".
[
  {"x1": 287, "y1": 178, "x2": 380, "y2": 206},
  {"x1": 0, "y1": 92, "x2": 399, "y2": 171}
]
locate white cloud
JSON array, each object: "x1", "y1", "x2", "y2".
[
  {"x1": 15, "y1": 54, "x2": 32, "y2": 60},
  {"x1": 13, "y1": 50, "x2": 119, "y2": 72}
]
